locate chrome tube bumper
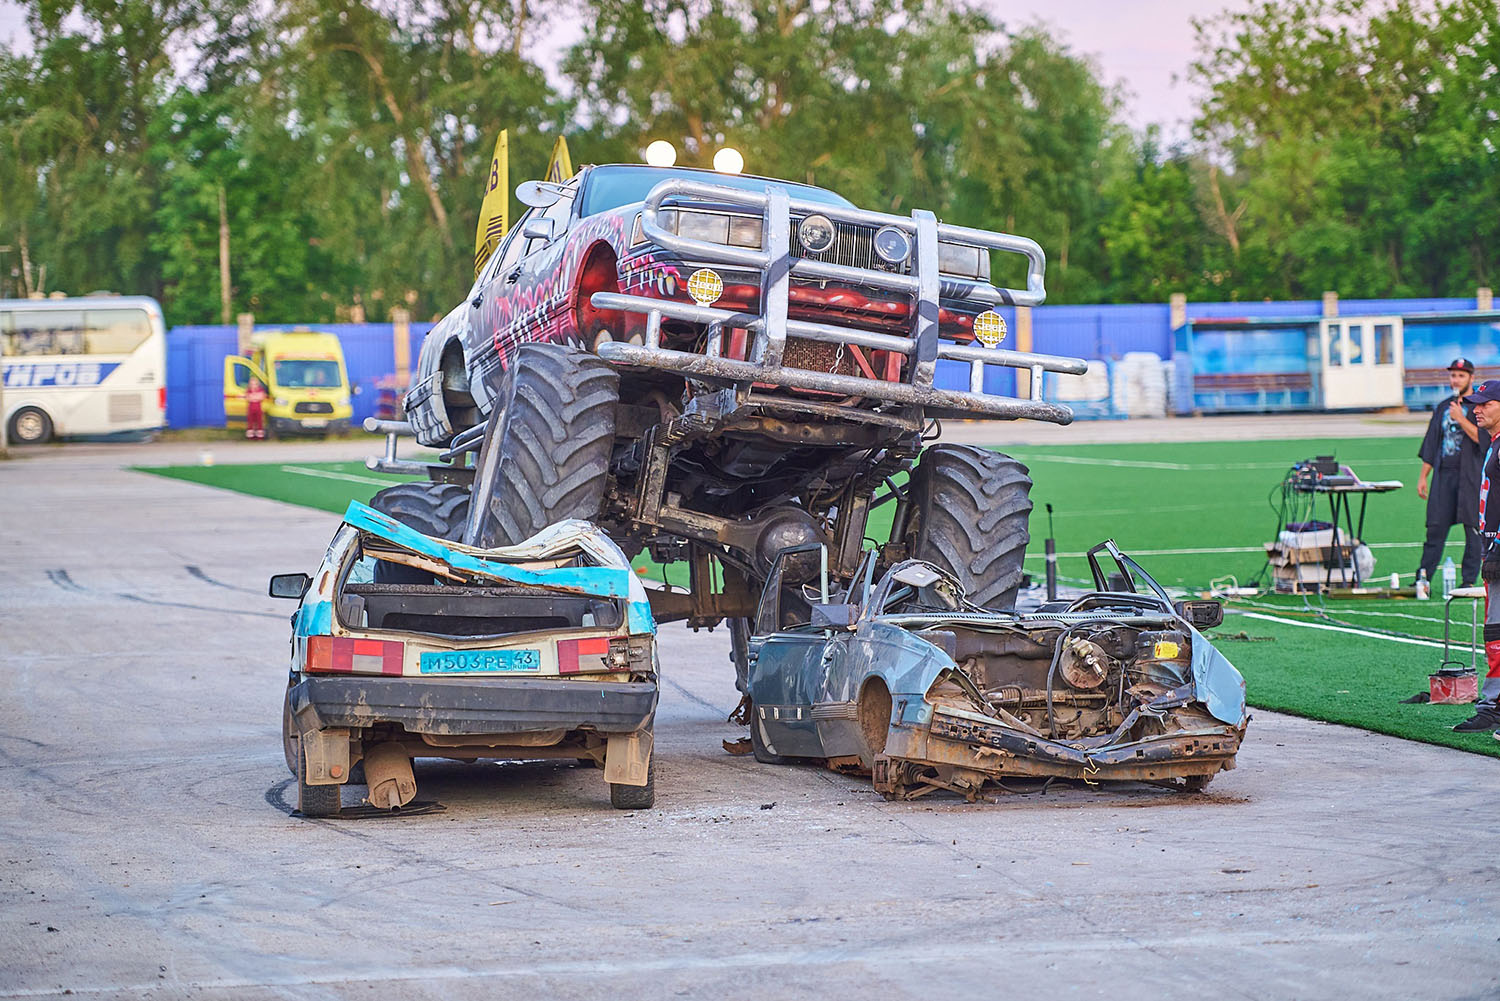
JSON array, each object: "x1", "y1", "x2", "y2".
[{"x1": 593, "y1": 178, "x2": 1088, "y2": 425}]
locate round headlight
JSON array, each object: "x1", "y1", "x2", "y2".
[
  {"x1": 873, "y1": 225, "x2": 912, "y2": 265},
  {"x1": 797, "y1": 214, "x2": 835, "y2": 254}
]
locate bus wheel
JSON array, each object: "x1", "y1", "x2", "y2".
[{"x1": 8, "y1": 406, "x2": 53, "y2": 444}]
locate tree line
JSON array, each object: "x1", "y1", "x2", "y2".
[{"x1": 0, "y1": 0, "x2": 1494, "y2": 327}]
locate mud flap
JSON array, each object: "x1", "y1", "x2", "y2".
[
  {"x1": 302, "y1": 728, "x2": 351, "y2": 785},
  {"x1": 604, "y1": 730, "x2": 652, "y2": 787}
]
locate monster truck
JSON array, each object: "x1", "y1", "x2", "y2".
[{"x1": 368, "y1": 163, "x2": 1087, "y2": 697}]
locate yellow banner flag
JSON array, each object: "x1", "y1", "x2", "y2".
[
  {"x1": 474, "y1": 129, "x2": 509, "y2": 278},
  {"x1": 545, "y1": 135, "x2": 573, "y2": 184}
]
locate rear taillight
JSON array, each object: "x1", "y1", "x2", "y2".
[
  {"x1": 557, "y1": 637, "x2": 610, "y2": 675},
  {"x1": 158, "y1": 386, "x2": 167, "y2": 412},
  {"x1": 306, "y1": 636, "x2": 404, "y2": 675}
]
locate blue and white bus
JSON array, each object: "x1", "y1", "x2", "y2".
[{"x1": 1, "y1": 296, "x2": 167, "y2": 443}]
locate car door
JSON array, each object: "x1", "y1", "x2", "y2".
[
  {"x1": 222, "y1": 355, "x2": 265, "y2": 426},
  {"x1": 747, "y1": 547, "x2": 839, "y2": 759},
  {"x1": 504, "y1": 187, "x2": 580, "y2": 345},
  {"x1": 465, "y1": 215, "x2": 532, "y2": 405}
]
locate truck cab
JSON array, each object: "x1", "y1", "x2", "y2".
[{"x1": 224, "y1": 330, "x2": 354, "y2": 436}]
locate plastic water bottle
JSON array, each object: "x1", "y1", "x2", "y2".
[
  {"x1": 1442, "y1": 556, "x2": 1457, "y2": 599},
  {"x1": 1416, "y1": 569, "x2": 1431, "y2": 600}
]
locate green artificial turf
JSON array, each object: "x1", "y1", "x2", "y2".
[
  {"x1": 135, "y1": 437, "x2": 1500, "y2": 756},
  {"x1": 136, "y1": 460, "x2": 412, "y2": 514},
  {"x1": 1207, "y1": 607, "x2": 1500, "y2": 758}
]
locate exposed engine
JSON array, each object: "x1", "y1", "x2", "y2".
[{"x1": 920, "y1": 622, "x2": 1202, "y2": 742}]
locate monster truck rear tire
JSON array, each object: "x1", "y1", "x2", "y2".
[
  {"x1": 468, "y1": 343, "x2": 618, "y2": 548},
  {"x1": 368, "y1": 482, "x2": 471, "y2": 539},
  {"x1": 904, "y1": 444, "x2": 1033, "y2": 610},
  {"x1": 367, "y1": 482, "x2": 471, "y2": 583}
]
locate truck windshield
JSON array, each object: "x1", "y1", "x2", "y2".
[
  {"x1": 274, "y1": 360, "x2": 342, "y2": 388},
  {"x1": 580, "y1": 165, "x2": 854, "y2": 217}
]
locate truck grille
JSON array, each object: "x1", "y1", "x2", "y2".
[
  {"x1": 789, "y1": 219, "x2": 909, "y2": 273},
  {"x1": 295, "y1": 401, "x2": 334, "y2": 414}
]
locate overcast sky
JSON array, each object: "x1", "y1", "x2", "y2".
[{"x1": 0, "y1": 0, "x2": 1226, "y2": 139}]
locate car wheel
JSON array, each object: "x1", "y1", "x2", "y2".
[
  {"x1": 1182, "y1": 774, "x2": 1212, "y2": 793},
  {"x1": 608, "y1": 752, "x2": 655, "y2": 810},
  {"x1": 8, "y1": 406, "x2": 53, "y2": 444},
  {"x1": 466, "y1": 342, "x2": 618, "y2": 548},
  {"x1": 904, "y1": 444, "x2": 1033, "y2": 610},
  {"x1": 297, "y1": 735, "x2": 342, "y2": 818},
  {"x1": 856, "y1": 678, "x2": 892, "y2": 768},
  {"x1": 749, "y1": 704, "x2": 790, "y2": 765},
  {"x1": 281, "y1": 687, "x2": 298, "y2": 777}
]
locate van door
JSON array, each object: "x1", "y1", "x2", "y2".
[
  {"x1": 1317, "y1": 316, "x2": 1405, "y2": 409},
  {"x1": 223, "y1": 355, "x2": 265, "y2": 426}
]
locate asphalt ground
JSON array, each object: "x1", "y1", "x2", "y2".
[{"x1": 2, "y1": 418, "x2": 1498, "y2": 1000}]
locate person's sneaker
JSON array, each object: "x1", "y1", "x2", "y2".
[{"x1": 1453, "y1": 707, "x2": 1500, "y2": 732}]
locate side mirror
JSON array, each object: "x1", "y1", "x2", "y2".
[
  {"x1": 1175, "y1": 599, "x2": 1223, "y2": 630},
  {"x1": 351, "y1": 383, "x2": 363, "y2": 396},
  {"x1": 811, "y1": 603, "x2": 858, "y2": 629},
  {"x1": 515, "y1": 179, "x2": 565, "y2": 208},
  {"x1": 522, "y1": 217, "x2": 558, "y2": 242},
  {"x1": 269, "y1": 573, "x2": 312, "y2": 599}
]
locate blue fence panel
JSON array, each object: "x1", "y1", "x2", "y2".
[
  {"x1": 164, "y1": 298, "x2": 1500, "y2": 426},
  {"x1": 165, "y1": 322, "x2": 434, "y2": 428}
]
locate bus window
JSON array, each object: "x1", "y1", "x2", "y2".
[
  {"x1": 11, "y1": 310, "x2": 85, "y2": 355},
  {"x1": 85, "y1": 309, "x2": 152, "y2": 355}
]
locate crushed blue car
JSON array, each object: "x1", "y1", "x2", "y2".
[
  {"x1": 270, "y1": 501, "x2": 659, "y2": 817},
  {"x1": 745, "y1": 541, "x2": 1248, "y2": 800}
]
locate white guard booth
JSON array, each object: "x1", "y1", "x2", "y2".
[{"x1": 1317, "y1": 315, "x2": 1405, "y2": 408}]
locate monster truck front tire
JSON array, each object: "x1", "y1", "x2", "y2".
[
  {"x1": 904, "y1": 444, "x2": 1033, "y2": 610},
  {"x1": 367, "y1": 482, "x2": 471, "y2": 583},
  {"x1": 468, "y1": 343, "x2": 619, "y2": 548}
]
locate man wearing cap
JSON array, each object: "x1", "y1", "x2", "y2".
[
  {"x1": 1456, "y1": 377, "x2": 1500, "y2": 733},
  {"x1": 1417, "y1": 358, "x2": 1487, "y2": 588}
]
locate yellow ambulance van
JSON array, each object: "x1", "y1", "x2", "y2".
[{"x1": 223, "y1": 330, "x2": 354, "y2": 436}]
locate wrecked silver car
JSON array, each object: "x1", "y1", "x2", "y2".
[
  {"x1": 271, "y1": 502, "x2": 658, "y2": 817},
  {"x1": 745, "y1": 541, "x2": 1247, "y2": 800}
]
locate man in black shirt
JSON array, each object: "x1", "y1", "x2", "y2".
[
  {"x1": 1455, "y1": 377, "x2": 1500, "y2": 733},
  {"x1": 1417, "y1": 358, "x2": 1487, "y2": 587}
]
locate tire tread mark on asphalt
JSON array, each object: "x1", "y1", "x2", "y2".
[
  {"x1": 185, "y1": 565, "x2": 261, "y2": 595},
  {"x1": 262, "y1": 780, "x2": 591, "y2": 913},
  {"x1": 664, "y1": 676, "x2": 731, "y2": 719},
  {"x1": 116, "y1": 593, "x2": 284, "y2": 620},
  {"x1": 45, "y1": 568, "x2": 86, "y2": 592}
]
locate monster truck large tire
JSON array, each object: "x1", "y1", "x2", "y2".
[
  {"x1": 367, "y1": 482, "x2": 471, "y2": 583},
  {"x1": 468, "y1": 343, "x2": 618, "y2": 548},
  {"x1": 368, "y1": 482, "x2": 471, "y2": 539},
  {"x1": 904, "y1": 444, "x2": 1033, "y2": 610}
]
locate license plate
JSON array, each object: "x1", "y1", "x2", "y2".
[
  {"x1": 301, "y1": 418, "x2": 328, "y2": 428},
  {"x1": 419, "y1": 649, "x2": 542, "y2": 674}
]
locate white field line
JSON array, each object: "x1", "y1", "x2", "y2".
[
  {"x1": 1025, "y1": 540, "x2": 1425, "y2": 560},
  {"x1": 1236, "y1": 611, "x2": 1470, "y2": 651},
  {"x1": 279, "y1": 464, "x2": 394, "y2": 487},
  {"x1": 1019, "y1": 454, "x2": 1411, "y2": 472}
]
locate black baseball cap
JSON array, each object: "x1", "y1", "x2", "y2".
[
  {"x1": 1464, "y1": 379, "x2": 1500, "y2": 405},
  {"x1": 1449, "y1": 357, "x2": 1475, "y2": 373}
]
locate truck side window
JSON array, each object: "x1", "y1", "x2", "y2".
[{"x1": 474, "y1": 212, "x2": 530, "y2": 290}]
